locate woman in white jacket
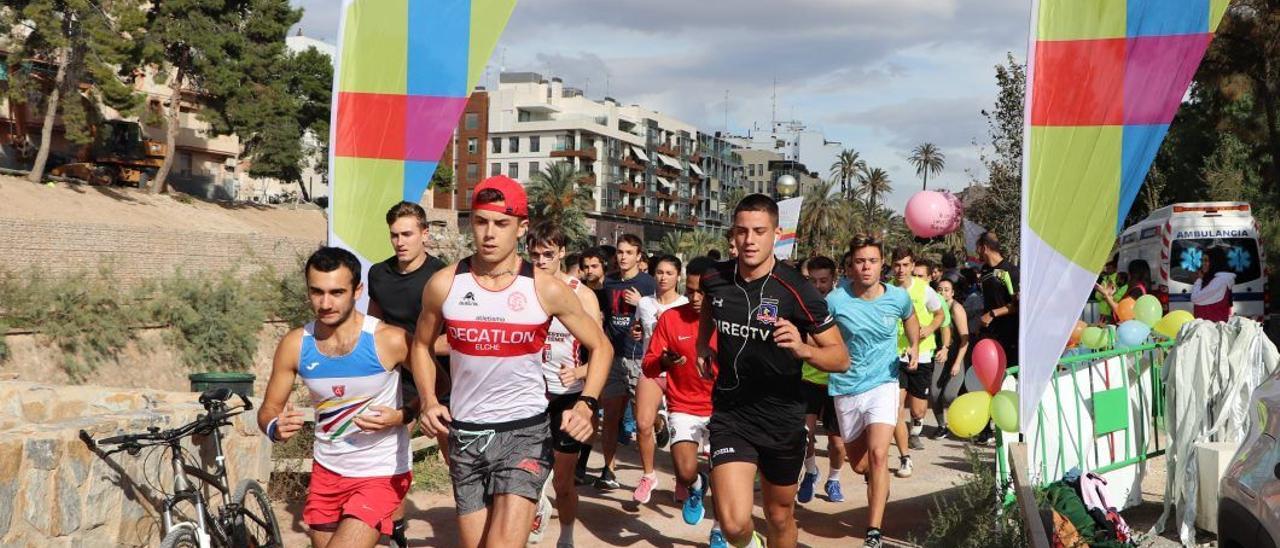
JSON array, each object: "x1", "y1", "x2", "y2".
[{"x1": 1190, "y1": 246, "x2": 1235, "y2": 322}]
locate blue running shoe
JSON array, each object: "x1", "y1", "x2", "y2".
[
  {"x1": 825, "y1": 479, "x2": 845, "y2": 502},
  {"x1": 682, "y1": 474, "x2": 707, "y2": 524},
  {"x1": 709, "y1": 527, "x2": 728, "y2": 548},
  {"x1": 796, "y1": 471, "x2": 818, "y2": 503}
]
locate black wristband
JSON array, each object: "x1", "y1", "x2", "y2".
[{"x1": 576, "y1": 395, "x2": 600, "y2": 415}]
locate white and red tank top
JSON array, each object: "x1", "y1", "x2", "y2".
[
  {"x1": 299, "y1": 315, "x2": 409, "y2": 477},
  {"x1": 443, "y1": 258, "x2": 552, "y2": 424},
  {"x1": 543, "y1": 277, "x2": 584, "y2": 395}
]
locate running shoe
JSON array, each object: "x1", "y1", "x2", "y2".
[
  {"x1": 594, "y1": 468, "x2": 620, "y2": 490},
  {"x1": 682, "y1": 474, "x2": 707, "y2": 524},
  {"x1": 796, "y1": 471, "x2": 819, "y2": 503},
  {"x1": 633, "y1": 474, "x2": 658, "y2": 504},
  {"x1": 390, "y1": 519, "x2": 408, "y2": 548},
  {"x1": 824, "y1": 479, "x2": 845, "y2": 503},
  {"x1": 895, "y1": 455, "x2": 913, "y2": 478},
  {"x1": 709, "y1": 527, "x2": 728, "y2": 548},
  {"x1": 863, "y1": 532, "x2": 883, "y2": 548},
  {"x1": 908, "y1": 433, "x2": 925, "y2": 450},
  {"x1": 674, "y1": 481, "x2": 688, "y2": 503},
  {"x1": 528, "y1": 492, "x2": 550, "y2": 545},
  {"x1": 928, "y1": 422, "x2": 948, "y2": 440}
]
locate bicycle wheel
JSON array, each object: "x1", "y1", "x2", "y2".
[
  {"x1": 160, "y1": 526, "x2": 200, "y2": 548},
  {"x1": 232, "y1": 479, "x2": 282, "y2": 547}
]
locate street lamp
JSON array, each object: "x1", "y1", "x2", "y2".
[{"x1": 776, "y1": 173, "x2": 798, "y2": 199}]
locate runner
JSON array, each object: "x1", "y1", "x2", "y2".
[
  {"x1": 696, "y1": 194, "x2": 848, "y2": 548},
  {"x1": 258, "y1": 247, "x2": 416, "y2": 548},
  {"x1": 827, "y1": 235, "x2": 921, "y2": 548},
  {"x1": 974, "y1": 231, "x2": 1019, "y2": 445},
  {"x1": 365, "y1": 201, "x2": 449, "y2": 548},
  {"x1": 631, "y1": 254, "x2": 688, "y2": 503},
  {"x1": 889, "y1": 247, "x2": 944, "y2": 477},
  {"x1": 796, "y1": 255, "x2": 846, "y2": 504},
  {"x1": 525, "y1": 221, "x2": 604, "y2": 548},
  {"x1": 412, "y1": 176, "x2": 612, "y2": 548},
  {"x1": 596, "y1": 235, "x2": 656, "y2": 490},
  {"x1": 928, "y1": 276, "x2": 970, "y2": 438},
  {"x1": 572, "y1": 246, "x2": 611, "y2": 483},
  {"x1": 641, "y1": 256, "x2": 725, "y2": 546}
]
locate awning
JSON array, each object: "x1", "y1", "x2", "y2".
[
  {"x1": 656, "y1": 176, "x2": 673, "y2": 189},
  {"x1": 630, "y1": 146, "x2": 650, "y2": 162},
  {"x1": 657, "y1": 154, "x2": 682, "y2": 170},
  {"x1": 690, "y1": 163, "x2": 704, "y2": 176}
]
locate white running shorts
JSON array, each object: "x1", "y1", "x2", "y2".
[
  {"x1": 834, "y1": 382, "x2": 899, "y2": 441},
  {"x1": 669, "y1": 412, "x2": 711, "y2": 451}
]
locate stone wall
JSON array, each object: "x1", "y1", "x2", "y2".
[
  {"x1": 0, "y1": 217, "x2": 321, "y2": 285},
  {"x1": 0, "y1": 381, "x2": 272, "y2": 547}
]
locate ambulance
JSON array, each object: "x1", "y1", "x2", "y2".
[{"x1": 1116, "y1": 202, "x2": 1269, "y2": 321}]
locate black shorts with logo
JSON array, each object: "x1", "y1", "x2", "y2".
[
  {"x1": 899, "y1": 360, "x2": 935, "y2": 400},
  {"x1": 708, "y1": 414, "x2": 806, "y2": 486},
  {"x1": 547, "y1": 392, "x2": 589, "y2": 454}
]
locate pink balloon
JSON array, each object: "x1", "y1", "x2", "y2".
[
  {"x1": 972, "y1": 338, "x2": 1007, "y2": 396},
  {"x1": 905, "y1": 191, "x2": 959, "y2": 238}
]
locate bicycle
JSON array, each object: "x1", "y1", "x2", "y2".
[{"x1": 79, "y1": 388, "x2": 282, "y2": 548}]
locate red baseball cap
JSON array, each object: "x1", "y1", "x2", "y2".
[{"x1": 471, "y1": 175, "x2": 529, "y2": 218}]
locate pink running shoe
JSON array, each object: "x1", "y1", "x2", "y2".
[{"x1": 633, "y1": 474, "x2": 658, "y2": 504}]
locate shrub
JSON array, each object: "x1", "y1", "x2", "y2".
[
  {"x1": 914, "y1": 448, "x2": 1027, "y2": 548},
  {"x1": 249, "y1": 262, "x2": 312, "y2": 328},
  {"x1": 0, "y1": 320, "x2": 9, "y2": 363},
  {"x1": 150, "y1": 270, "x2": 266, "y2": 372}
]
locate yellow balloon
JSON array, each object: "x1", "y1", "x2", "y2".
[
  {"x1": 1154, "y1": 310, "x2": 1194, "y2": 339},
  {"x1": 948, "y1": 391, "x2": 993, "y2": 438}
]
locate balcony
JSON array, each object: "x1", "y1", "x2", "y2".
[
  {"x1": 655, "y1": 143, "x2": 682, "y2": 158},
  {"x1": 617, "y1": 181, "x2": 645, "y2": 194},
  {"x1": 551, "y1": 146, "x2": 597, "y2": 161},
  {"x1": 577, "y1": 174, "x2": 597, "y2": 186},
  {"x1": 620, "y1": 157, "x2": 644, "y2": 172}
]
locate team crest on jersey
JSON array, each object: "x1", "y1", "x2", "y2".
[
  {"x1": 332, "y1": 385, "x2": 345, "y2": 397},
  {"x1": 460, "y1": 291, "x2": 478, "y2": 306},
  {"x1": 756, "y1": 298, "x2": 780, "y2": 325},
  {"x1": 508, "y1": 292, "x2": 527, "y2": 312}
]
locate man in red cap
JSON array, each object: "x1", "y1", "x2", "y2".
[{"x1": 411, "y1": 176, "x2": 613, "y2": 548}]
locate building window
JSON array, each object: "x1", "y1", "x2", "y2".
[
  {"x1": 529, "y1": 162, "x2": 540, "y2": 177},
  {"x1": 467, "y1": 163, "x2": 478, "y2": 180},
  {"x1": 466, "y1": 189, "x2": 473, "y2": 205},
  {"x1": 509, "y1": 162, "x2": 519, "y2": 179},
  {"x1": 491, "y1": 162, "x2": 501, "y2": 176},
  {"x1": 467, "y1": 138, "x2": 478, "y2": 154},
  {"x1": 465, "y1": 113, "x2": 479, "y2": 130},
  {"x1": 491, "y1": 137, "x2": 501, "y2": 153},
  {"x1": 530, "y1": 136, "x2": 541, "y2": 152},
  {"x1": 509, "y1": 137, "x2": 520, "y2": 153}
]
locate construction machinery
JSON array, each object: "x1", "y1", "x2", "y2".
[{"x1": 49, "y1": 119, "x2": 167, "y2": 187}]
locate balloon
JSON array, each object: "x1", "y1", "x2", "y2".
[
  {"x1": 1080, "y1": 326, "x2": 1107, "y2": 349},
  {"x1": 964, "y1": 366, "x2": 984, "y2": 393},
  {"x1": 1154, "y1": 310, "x2": 1194, "y2": 339},
  {"x1": 1117, "y1": 320, "x2": 1152, "y2": 347},
  {"x1": 1115, "y1": 297, "x2": 1136, "y2": 322},
  {"x1": 1133, "y1": 295, "x2": 1162, "y2": 327},
  {"x1": 1067, "y1": 320, "x2": 1086, "y2": 348},
  {"x1": 972, "y1": 339, "x2": 1007, "y2": 395},
  {"x1": 990, "y1": 390, "x2": 1019, "y2": 433},
  {"x1": 942, "y1": 191, "x2": 964, "y2": 233},
  {"x1": 948, "y1": 391, "x2": 992, "y2": 438},
  {"x1": 904, "y1": 191, "x2": 960, "y2": 238}
]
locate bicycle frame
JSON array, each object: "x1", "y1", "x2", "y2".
[{"x1": 161, "y1": 412, "x2": 239, "y2": 548}]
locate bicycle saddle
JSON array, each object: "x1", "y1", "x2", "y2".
[{"x1": 199, "y1": 388, "x2": 234, "y2": 406}]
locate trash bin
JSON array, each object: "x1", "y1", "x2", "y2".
[{"x1": 189, "y1": 372, "x2": 256, "y2": 399}]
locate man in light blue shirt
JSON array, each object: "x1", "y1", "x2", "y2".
[{"x1": 825, "y1": 235, "x2": 920, "y2": 548}]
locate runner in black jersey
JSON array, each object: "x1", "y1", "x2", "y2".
[{"x1": 696, "y1": 194, "x2": 849, "y2": 548}]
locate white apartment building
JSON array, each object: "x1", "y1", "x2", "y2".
[
  {"x1": 727, "y1": 120, "x2": 843, "y2": 181},
  {"x1": 486, "y1": 72, "x2": 709, "y2": 245}
]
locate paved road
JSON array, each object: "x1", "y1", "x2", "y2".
[{"x1": 274, "y1": 434, "x2": 989, "y2": 547}]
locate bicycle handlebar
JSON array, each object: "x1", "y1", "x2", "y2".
[{"x1": 81, "y1": 399, "x2": 250, "y2": 453}]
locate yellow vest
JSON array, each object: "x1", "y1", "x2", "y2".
[{"x1": 898, "y1": 277, "x2": 937, "y2": 354}]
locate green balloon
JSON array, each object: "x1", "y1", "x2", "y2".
[
  {"x1": 991, "y1": 390, "x2": 1019, "y2": 433},
  {"x1": 1134, "y1": 295, "x2": 1162, "y2": 327},
  {"x1": 1081, "y1": 326, "x2": 1106, "y2": 349}
]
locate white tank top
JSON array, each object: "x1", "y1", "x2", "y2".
[
  {"x1": 299, "y1": 315, "x2": 409, "y2": 477},
  {"x1": 443, "y1": 258, "x2": 552, "y2": 424},
  {"x1": 543, "y1": 277, "x2": 584, "y2": 395}
]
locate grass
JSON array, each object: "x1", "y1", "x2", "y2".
[{"x1": 411, "y1": 451, "x2": 452, "y2": 494}]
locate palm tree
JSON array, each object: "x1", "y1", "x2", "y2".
[
  {"x1": 682, "y1": 229, "x2": 724, "y2": 258},
  {"x1": 721, "y1": 186, "x2": 749, "y2": 215},
  {"x1": 798, "y1": 179, "x2": 846, "y2": 259},
  {"x1": 657, "y1": 230, "x2": 687, "y2": 256},
  {"x1": 829, "y1": 149, "x2": 866, "y2": 199},
  {"x1": 907, "y1": 143, "x2": 946, "y2": 191},
  {"x1": 526, "y1": 162, "x2": 595, "y2": 248},
  {"x1": 858, "y1": 167, "x2": 893, "y2": 221}
]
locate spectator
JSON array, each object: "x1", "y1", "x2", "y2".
[{"x1": 1191, "y1": 246, "x2": 1235, "y2": 322}]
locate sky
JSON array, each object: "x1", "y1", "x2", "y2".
[{"x1": 290, "y1": 0, "x2": 1031, "y2": 212}]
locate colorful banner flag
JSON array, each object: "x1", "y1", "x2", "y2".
[
  {"x1": 775, "y1": 197, "x2": 803, "y2": 260},
  {"x1": 327, "y1": 0, "x2": 517, "y2": 300},
  {"x1": 1019, "y1": 0, "x2": 1229, "y2": 432}
]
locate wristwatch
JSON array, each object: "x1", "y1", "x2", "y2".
[{"x1": 576, "y1": 395, "x2": 600, "y2": 415}]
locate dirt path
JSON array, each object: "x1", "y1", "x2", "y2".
[{"x1": 273, "y1": 435, "x2": 989, "y2": 547}]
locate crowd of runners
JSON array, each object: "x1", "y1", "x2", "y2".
[{"x1": 256, "y1": 175, "x2": 1020, "y2": 548}]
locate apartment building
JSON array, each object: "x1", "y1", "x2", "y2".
[{"x1": 697, "y1": 131, "x2": 746, "y2": 228}]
